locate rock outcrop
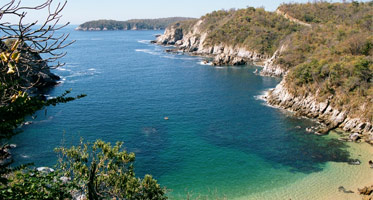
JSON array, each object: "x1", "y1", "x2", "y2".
[
  {"x1": 260, "y1": 44, "x2": 288, "y2": 76},
  {"x1": 156, "y1": 20, "x2": 274, "y2": 69},
  {"x1": 359, "y1": 185, "x2": 373, "y2": 200},
  {"x1": 25, "y1": 50, "x2": 60, "y2": 91},
  {"x1": 0, "y1": 40, "x2": 60, "y2": 93},
  {"x1": 265, "y1": 80, "x2": 373, "y2": 137}
]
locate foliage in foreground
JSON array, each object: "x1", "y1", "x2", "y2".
[
  {"x1": 0, "y1": 169, "x2": 75, "y2": 199},
  {"x1": 0, "y1": 139, "x2": 167, "y2": 200}
]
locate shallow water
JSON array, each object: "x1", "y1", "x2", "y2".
[{"x1": 10, "y1": 28, "x2": 357, "y2": 199}]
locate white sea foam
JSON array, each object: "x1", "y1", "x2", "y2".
[
  {"x1": 56, "y1": 67, "x2": 68, "y2": 71},
  {"x1": 64, "y1": 63, "x2": 79, "y2": 68},
  {"x1": 254, "y1": 89, "x2": 284, "y2": 109},
  {"x1": 67, "y1": 71, "x2": 96, "y2": 78},
  {"x1": 46, "y1": 96, "x2": 57, "y2": 100},
  {"x1": 21, "y1": 154, "x2": 30, "y2": 158},
  {"x1": 254, "y1": 90, "x2": 269, "y2": 101},
  {"x1": 161, "y1": 54, "x2": 200, "y2": 61},
  {"x1": 161, "y1": 55, "x2": 177, "y2": 59},
  {"x1": 138, "y1": 40, "x2": 151, "y2": 44},
  {"x1": 198, "y1": 61, "x2": 212, "y2": 66},
  {"x1": 57, "y1": 77, "x2": 66, "y2": 84},
  {"x1": 135, "y1": 49, "x2": 161, "y2": 56}
]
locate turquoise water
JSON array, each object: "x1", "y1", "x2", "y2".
[{"x1": 10, "y1": 28, "x2": 351, "y2": 199}]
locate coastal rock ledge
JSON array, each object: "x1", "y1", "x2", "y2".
[{"x1": 265, "y1": 80, "x2": 373, "y2": 137}]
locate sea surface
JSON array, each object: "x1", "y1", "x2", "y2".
[{"x1": 10, "y1": 27, "x2": 355, "y2": 199}]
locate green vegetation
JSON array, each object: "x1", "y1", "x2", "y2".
[
  {"x1": 77, "y1": 17, "x2": 194, "y2": 31},
  {"x1": 277, "y1": 1, "x2": 373, "y2": 121},
  {"x1": 172, "y1": 7, "x2": 301, "y2": 55},
  {"x1": 202, "y1": 8, "x2": 301, "y2": 55},
  {"x1": 1, "y1": 139, "x2": 167, "y2": 200},
  {"x1": 278, "y1": 1, "x2": 373, "y2": 27}
]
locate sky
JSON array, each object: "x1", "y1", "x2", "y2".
[{"x1": 2, "y1": 0, "x2": 370, "y2": 25}]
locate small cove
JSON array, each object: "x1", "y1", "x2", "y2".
[{"x1": 9, "y1": 28, "x2": 370, "y2": 199}]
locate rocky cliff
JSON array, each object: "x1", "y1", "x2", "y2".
[
  {"x1": 265, "y1": 80, "x2": 373, "y2": 140},
  {"x1": 156, "y1": 20, "x2": 280, "y2": 72}
]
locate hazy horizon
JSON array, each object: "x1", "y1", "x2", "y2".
[{"x1": 2, "y1": 0, "x2": 371, "y2": 25}]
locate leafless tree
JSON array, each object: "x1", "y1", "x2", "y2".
[{"x1": 0, "y1": 0, "x2": 73, "y2": 90}]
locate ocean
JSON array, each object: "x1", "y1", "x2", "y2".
[{"x1": 10, "y1": 27, "x2": 359, "y2": 199}]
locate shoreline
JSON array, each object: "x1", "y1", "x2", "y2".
[{"x1": 238, "y1": 131, "x2": 373, "y2": 200}]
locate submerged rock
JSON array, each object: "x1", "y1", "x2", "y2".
[
  {"x1": 348, "y1": 159, "x2": 361, "y2": 165},
  {"x1": 338, "y1": 186, "x2": 354, "y2": 193},
  {"x1": 315, "y1": 126, "x2": 331, "y2": 135}
]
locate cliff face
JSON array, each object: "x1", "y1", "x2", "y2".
[
  {"x1": 266, "y1": 80, "x2": 373, "y2": 137},
  {"x1": 156, "y1": 20, "x2": 281, "y2": 72}
]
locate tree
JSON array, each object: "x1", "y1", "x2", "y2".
[
  {"x1": 55, "y1": 139, "x2": 167, "y2": 200},
  {"x1": 1, "y1": 139, "x2": 167, "y2": 200}
]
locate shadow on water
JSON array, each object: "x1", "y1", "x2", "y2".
[
  {"x1": 202, "y1": 114, "x2": 351, "y2": 174},
  {"x1": 124, "y1": 123, "x2": 180, "y2": 178}
]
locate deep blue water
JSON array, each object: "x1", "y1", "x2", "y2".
[{"x1": 10, "y1": 27, "x2": 350, "y2": 199}]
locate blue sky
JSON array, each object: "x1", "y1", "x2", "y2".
[{"x1": 3, "y1": 0, "x2": 370, "y2": 25}]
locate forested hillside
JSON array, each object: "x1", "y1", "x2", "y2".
[
  {"x1": 278, "y1": 1, "x2": 372, "y2": 121},
  {"x1": 76, "y1": 17, "x2": 194, "y2": 31}
]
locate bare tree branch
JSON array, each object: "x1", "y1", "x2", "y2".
[{"x1": 0, "y1": 0, "x2": 74, "y2": 92}]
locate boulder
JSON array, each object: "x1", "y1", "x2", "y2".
[
  {"x1": 37, "y1": 167, "x2": 55, "y2": 173},
  {"x1": 359, "y1": 186, "x2": 373, "y2": 195},
  {"x1": 349, "y1": 133, "x2": 361, "y2": 142},
  {"x1": 60, "y1": 176, "x2": 70, "y2": 184}
]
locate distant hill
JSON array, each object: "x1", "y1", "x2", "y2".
[{"x1": 76, "y1": 17, "x2": 195, "y2": 31}]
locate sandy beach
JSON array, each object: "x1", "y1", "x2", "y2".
[{"x1": 238, "y1": 131, "x2": 373, "y2": 200}]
